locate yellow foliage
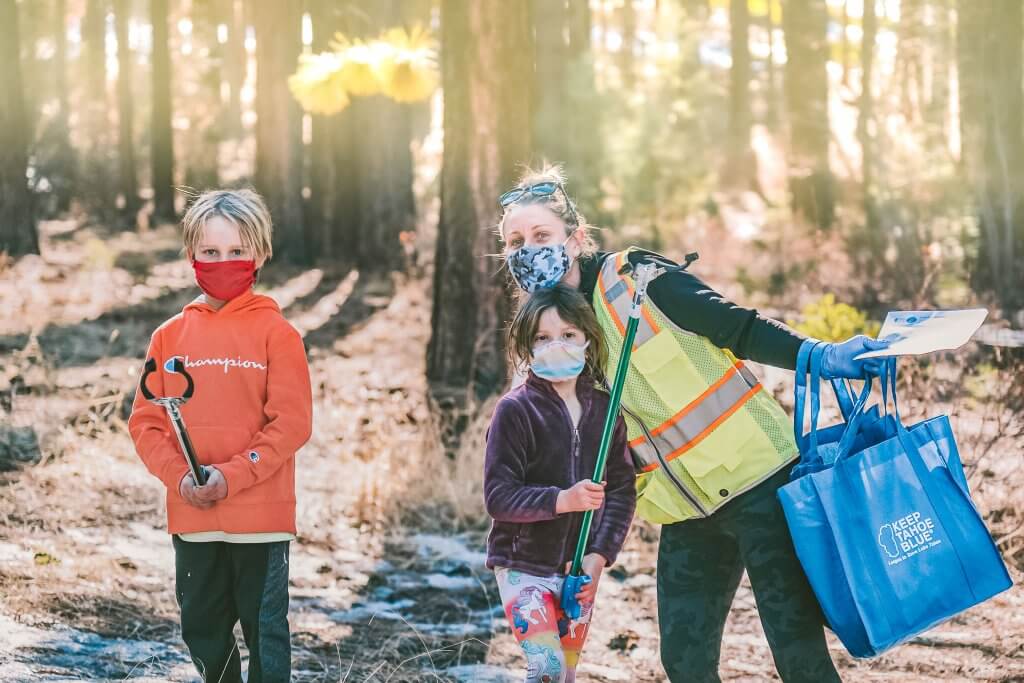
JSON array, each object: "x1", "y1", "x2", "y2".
[
  {"x1": 288, "y1": 52, "x2": 350, "y2": 115},
  {"x1": 332, "y1": 36, "x2": 385, "y2": 97},
  {"x1": 377, "y1": 25, "x2": 439, "y2": 103},
  {"x1": 290, "y1": 27, "x2": 439, "y2": 114},
  {"x1": 787, "y1": 294, "x2": 882, "y2": 342}
]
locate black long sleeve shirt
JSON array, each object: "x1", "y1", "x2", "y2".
[{"x1": 578, "y1": 250, "x2": 805, "y2": 371}]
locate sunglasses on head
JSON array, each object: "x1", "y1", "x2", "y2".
[{"x1": 498, "y1": 181, "x2": 579, "y2": 226}]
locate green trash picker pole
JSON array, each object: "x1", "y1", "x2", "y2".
[{"x1": 561, "y1": 254, "x2": 697, "y2": 619}]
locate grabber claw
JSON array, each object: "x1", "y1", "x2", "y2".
[{"x1": 560, "y1": 573, "x2": 592, "y2": 620}]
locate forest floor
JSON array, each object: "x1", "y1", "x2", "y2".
[{"x1": 1, "y1": 220, "x2": 1023, "y2": 682}]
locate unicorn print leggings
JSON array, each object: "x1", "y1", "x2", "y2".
[{"x1": 495, "y1": 567, "x2": 593, "y2": 683}]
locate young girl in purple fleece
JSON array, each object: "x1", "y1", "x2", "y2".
[{"x1": 484, "y1": 284, "x2": 636, "y2": 683}]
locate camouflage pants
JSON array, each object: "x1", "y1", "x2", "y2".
[{"x1": 656, "y1": 468, "x2": 841, "y2": 683}]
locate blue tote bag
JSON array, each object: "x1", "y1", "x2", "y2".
[
  {"x1": 779, "y1": 356, "x2": 1013, "y2": 657},
  {"x1": 790, "y1": 341, "x2": 893, "y2": 480}
]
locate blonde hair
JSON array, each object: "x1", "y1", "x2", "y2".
[
  {"x1": 497, "y1": 164, "x2": 599, "y2": 258},
  {"x1": 181, "y1": 189, "x2": 274, "y2": 262}
]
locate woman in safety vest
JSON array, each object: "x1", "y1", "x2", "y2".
[{"x1": 497, "y1": 166, "x2": 889, "y2": 683}]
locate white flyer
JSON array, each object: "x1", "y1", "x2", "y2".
[{"x1": 855, "y1": 309, "x2": 989, "y2": 359}]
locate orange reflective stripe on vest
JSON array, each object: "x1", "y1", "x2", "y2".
[
  {"x1": 599, "y1": 253, "x2": 763, "y2": 473},
  {"x1": 599, "y1": 251, "x2": 660, "y2": 347}
]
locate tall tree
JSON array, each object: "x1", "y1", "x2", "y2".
[
  {"x1": 306, "y1": 0, "x2": 342, "y2": 259},
  {"x1": 782, "y1": 0, "x2": 833, "y2": 228},
  {"x1": 151, "y1": 0, "x2": 176, "y2": 223},
  {"x1": 253, "y1": 1, "x2": 304, "y2": 262},
  {"x1": 532, "y1": 0, "x2": 570, "y2": 165},
  {"x1": 184, "y1": 0, "x2": 222, "y2": 193},
  {"x1": 114, "y1": 0, "x2": 139, "y2": 224},
  {"x1": 427, "y1": 0, "x2": 533, "y2": 438},
  {"x1": 0, "y1": 0, "x2": 39, "y2": 256},
  {"x1": 565, "y1": 0, "x2": 602, "y2": 218},
  {"x1": 850, "y1": 0, "x2": 886, "y2": 296},
  {"x1": 222, "y1": 0, "x2": 246, "y2": 139},
  {"x1": 760, "y1": 1, "x2": 780, "y2": 128},
  {"x1": 346, "y1": 1, "x2": 418, "y2": 274},
  {"x1": 619, "y1": 0, "x2": 636, "y2": 88},
  {"x1": 724, "y1": 0, "x2": 755, "y2": 188},
  {"x1": 958, "y1": 1, "x2": 1024, "y2": 312},
  {"x1": 858, "y1": 0, "x2": 878, "y2": 205},
  {"x1": 83, "y1": 0, "x2": 115, "y2": 218},
  {"x1": 52, "y1": 0, "x2": 75, "y2": 211}
]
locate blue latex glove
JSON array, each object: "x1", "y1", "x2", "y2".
[
  {"x1": 821, "y1": 336, "x2": 892, "y2": 379},
  {"x1": 560, "y1": 574, "x2": 592, "y2": 620}
]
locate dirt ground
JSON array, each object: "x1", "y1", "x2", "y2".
[{"x1": 1, "y1": 221, "x2": 1023, "y2": 682}]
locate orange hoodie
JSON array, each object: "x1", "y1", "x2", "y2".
[{"x1": 128, "y1": 291, "x2": 313, "y2": 535}]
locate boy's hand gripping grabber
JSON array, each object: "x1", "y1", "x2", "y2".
[
  {"x1": 561, "y1": 253, "x2": 698, "y2": 620},
  {"x1": 139, "y1": 358, "x2": 208, "y2": 486}
]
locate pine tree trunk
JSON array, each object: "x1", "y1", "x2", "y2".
[
  {"x1": 427, "y1": 0, "x2": 533, "y2": 442},
  {"x1": 223, "y1": 0, "x2": 245, "y2": 139},
  {"x1": 151, "y1": 0, "x2": 176, "y2": 223},
  {"x1": 253, "y1": 0, "x2": 305, "y2": 263},
  {"x1": 184, "y1": 0, "x2": 221, "y2": 194},
  {"x1": 0, "y1": 0, "x2": 39, "y2": 257},
  {"x1": 762, "y1": 2, "x2": 780, "y2": 128},
  {"x1": 347, "y1": 0, "x2": 417, "y2": 274},
  {"x1": 619, "y1": 0, "x2": 636, "y2": 88},
  {"x1": 307, "y1": 0, "x2": 339, "y2": 260},
  {"x1": 114, "y1": 0, "x2": 139, "y2": 224},
  {"x1": 84, "y1": 0, "x2": 115, "y2": 220},
  {"x1": 859, "y1": 0, "x2": 877, "y2": 197},
  {"x1": 566, "y1": 0, "x2": 601, "y2": 219},
  {"x1": 533, "y1": 0, "x2": 569, "y2": 165},
  {"x1": 958, "y1": 0, "x2": 1024, "y2": 312},
  {"x1": 782, "y1": 0, "x2": 834, "y2": 228},
  {"x1": 52, "y1": 0, "x2": 75, "y2": 212},
  {"x1": 725, "y1": 0, "x2": 755, "y2": 188}
]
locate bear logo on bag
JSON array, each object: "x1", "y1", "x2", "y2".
[{"x1": 878, "y1": 524, "x2": 900, "y2": 558}]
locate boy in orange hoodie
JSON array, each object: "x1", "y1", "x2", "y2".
[{"x1": 129, "y1": 189, "x2": 312, "y2": 683}]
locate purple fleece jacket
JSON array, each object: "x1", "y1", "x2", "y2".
[{"x1": 484, "y1": 372, "x2": 637, "y2": 577}]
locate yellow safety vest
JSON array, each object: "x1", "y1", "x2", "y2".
[{"x1": 593, "y1": 249, "x2": 799, "y2": 523}]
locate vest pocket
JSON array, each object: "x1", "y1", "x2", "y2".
[
  {"x1": 630, "y1": 329, "x2": 708, "y2": 410},
  {"x1": 679, "y1": 408, "x2": 780, "y2": 506},
  {"x1": 635, "y1": 468, "x2": 702, "y2": 524}
]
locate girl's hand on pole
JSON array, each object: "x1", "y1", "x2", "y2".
[
  {"x1": 556, "y1": 479, "x2": 606, "y2": 513},
  {"x1": 193, "y1": 467, "x2": 229, "y2": 503},
  {"x1": 577, "y1": 553, "x2": 606, "y2": 605},
  {"x1": 179, "y1": 473, "x2": 214, "y2": 509}
]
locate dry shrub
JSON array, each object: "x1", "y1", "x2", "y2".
[{"x1": 374, "y1": 396, "x2": 495, "y2": 535}]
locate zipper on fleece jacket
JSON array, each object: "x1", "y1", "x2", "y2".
[{"x1": 553, "y1": 388, "x2": 589, "y2": 571}]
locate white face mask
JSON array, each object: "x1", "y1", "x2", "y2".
[{"x1": 531, "y1": 340, "x2": 588, "y2": 381}]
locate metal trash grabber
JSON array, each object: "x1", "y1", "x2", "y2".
[
  {"x1": 139, "y1": 358, "x2": 207, "y2": 486},
  {"x1": 561, "y1": 252, "x2": 699, "y2": 620}
]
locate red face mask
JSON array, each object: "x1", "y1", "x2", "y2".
[{"x1": 192, "y1": 259, "x2": 256, "y2": 301}]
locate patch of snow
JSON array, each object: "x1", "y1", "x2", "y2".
[
  {"x1": 423, "y1": 573, "x2": 480, "y2": 591},
  {"x1": 329, "y1": 599, "x2": 415, "y2": 624},
  {"x1": 410, "y1": 621, "x2": 487, "y2": 637},
  {"x1": 446, "y1": 664, "x2": 519, "y2": 683},
  {"x1": 410, "y1": 533, "x2": 487, "y2": 568},
  {"x1": 0, "y1": 613, "x2": 192, "y2": 680}
]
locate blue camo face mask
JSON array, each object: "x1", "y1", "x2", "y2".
[
  {"x1": 531, "y1": 340, "x2": 588, "y2": 382},
  {"x1": 507, "y1": 238, "x2": 572, "y2": 293}
]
